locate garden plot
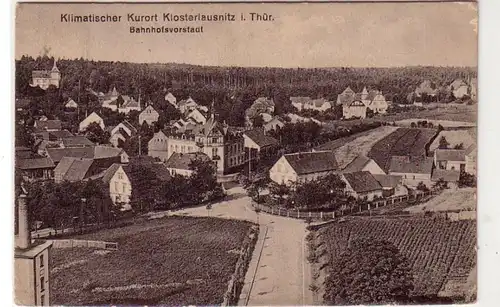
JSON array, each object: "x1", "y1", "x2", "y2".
[
  {"x1": 51, "y1": 216, "x2": 255, "y2": 306},
  {"x1": 405, "y1": 188, "x2": 476, "y2": 213}
]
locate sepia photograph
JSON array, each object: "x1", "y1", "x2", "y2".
[{"x1": 13, "y1": 1, "x2": 478, "y2": 306}]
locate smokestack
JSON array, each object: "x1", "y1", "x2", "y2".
[{"x1": 17, "y1": 193, "x2": 31, "y2": 249}]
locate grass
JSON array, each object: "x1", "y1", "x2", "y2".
[
  {"x1": 405, "y1": 188, "x2": 476, "y2": 213},
  {"x1": 51, "y1": 216, "x2": 255, "y2": 305},
  {"x1": 318, "y1": 217, "x2": 476, "y2": 300},
  {"x1": 428, "y1": 129, "x2": 476, "y2": 152},
  {"x1": 317, "y1": 126, "x2": 398, "y2": 169}
]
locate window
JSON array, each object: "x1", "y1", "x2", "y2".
[
  {"x1": 40, "y1": 295, "x2": 45, "y2": 306},
  {"x1": 118, "y1": 172, "x2": 123, "y2": 180},
  {"x1": 212, "y1": 137, "x2": 218, "y2": 143},
  {"x1": 181, "y1": 145, "x2": 185, "y2": 153},
  {"x1": 40, "y1": 254, "x2": 44, "y2": 268},
  {"x1": 40, "y1": 276, "x2": 45, "y2": 291},
  {"x1": 413, "y1": 176, "x2": 415, "y2": 180}
]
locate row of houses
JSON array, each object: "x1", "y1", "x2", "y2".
[{"x1": 268, "y1": 145, "x2": 476, "y2": 201}]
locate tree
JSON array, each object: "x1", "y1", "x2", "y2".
[
  {"x1": 244, "y1": 176, "x2": 269, "y2": 202},
  {"x1": 454, "y1": 143, "x2": 464, "y2": 149},
  {"x1": 416, "y1": 182, "x2": 429, "y2": 192},
  {"x1": 324, "y1": 237, "x2": 414, "y2": 305},
  {"x1": 156, "y1": 174, "x2": 191, "y2": 209},
  {"x1": 127, "y1": 162, "x2": 159, "y2": 212},
  {"x1": 269, "y1": 182, "x2": 290, "y2": 206},
  {"x1": 188, "y1": 158, "x2": 219, "y2": 203},
  {"x1": 459, "y1": 171, "x2": 476, "y2": 188},
  {"x1": 438, "y1": 136, "x2": 449, "y2": 149},
  {"x1": 366, "y1": 108, "x2": 375, "y2": 118},
  {"x1": 83, "y1": 122, "x2": 110, "y2": 145}
]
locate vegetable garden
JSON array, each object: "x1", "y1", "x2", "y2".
[
  {"x1": 368, "y1": 128, "x2": 438, "y2": 171},
  {"x1": 51, "y1": 216, "x2": 255, "y2": 305},
  {"x1": 319, "y1": 217, "x2": 476, "y2": 299}
]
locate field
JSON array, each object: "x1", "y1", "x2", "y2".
[
  {"x1": 405, "y1": 188, "x2": 476, "y2": 213},
  {"x1": 368, "y1": 128, "x2": 438, "y2": 171},
  {"x1": 51, "y1": 216, "x2": 255, "y2": 305},
  {"x1": 428, "y1": 129, "x2": 476, "y2": 152},
  {"x1": 316, "y1": 126, "x2": 398, "y2": 169},
  {"x1": 318, "y1": 217, "x2": 476, "y2": 299},
  {"x1": 396, "y1": 119, "x2": 476, "y2": 128}
]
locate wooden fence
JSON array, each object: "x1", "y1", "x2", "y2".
[
  {"x1": 252, "y1": 190, "x2": 434, "y2": 221},
  {"x1": 50, "y1": 239, "x2": 119, "y2": 250}
]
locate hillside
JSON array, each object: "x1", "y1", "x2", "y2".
[{"x1": 317, "y1": 217, "x2": 476, "y2": 301}]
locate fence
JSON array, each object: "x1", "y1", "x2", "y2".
[
  {"x1": 50, "y1": 239, "x2": 119, "y2": 250},
  {"x1": 252, "y1": 190, "x2": 435, "y2": 221}
]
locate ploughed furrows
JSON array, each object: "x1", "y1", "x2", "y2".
[{"x1": 321, "y1": 218, "x2": 476, "y2": 298}]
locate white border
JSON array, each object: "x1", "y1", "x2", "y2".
[{"x1": 2, "y1": 1, "x2": 499, "y2": 306}]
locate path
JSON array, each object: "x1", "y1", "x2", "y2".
[{"x1": 168, "y1": 187, "x2": 314, "y2": 306}]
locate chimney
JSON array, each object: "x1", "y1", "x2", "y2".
[{"x1": 17, "y1": 193, "x2": 31, "y2": 249}]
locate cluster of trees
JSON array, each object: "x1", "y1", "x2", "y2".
[
  {"x1": 155, "y1": 158, "x2": 225, "y2": 210},
  {"x1": 438, "y1": 136, "x2": 466, "y2": 150},
  {"x1": 16, "y1": 55, "x2": 476, "y2": 129},
  {"x1": 22, "y1": 179, "x2": 116, "y2": 234}
]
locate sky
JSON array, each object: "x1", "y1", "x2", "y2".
[{"x1": 15, "y1": 2, "x2": 478, "y2": 68}]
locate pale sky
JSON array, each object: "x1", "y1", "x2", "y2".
[{"x1": 15, "y1": 2, "x2": 478, "y2": 67}]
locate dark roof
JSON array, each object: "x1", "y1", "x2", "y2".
[
  {"x1": 15, "y1": 147, "x2": 35, "y2": 159},
  {"x1": 343, "y1": 171, "x2": 383, "y2": 193},
  {"x1": 389, "y1": 156, "x2": 434, "y2": 174},
  {"x1": 284, "y1": 151, "x2": 339, "y2": 175},
  {"x1": 372, "y1": 174, "x2": 403, "y2": 188},
  {"x1": 94, "y1": 146, "x2": 124, "y2": 159},
  {"x1": 124, "y1": 160, "x2": 171, "y2": 181},
  {"x1": 165, "y1": 152, "x2": 211, "y2": 171},
  {"x1": 49, "y1": 130, "x2": 74, "y2": 139},
  {"x1": 35, "y1": 120, "x2": 62, "y2": 131},
  {"x1": 46, "y1": 147, "x2": 94, "y2": 163},
  {"x1": 435, "y1": 149, "x2": 466, "y2": 162},
  {"x1": 62, "y1": 136, "x2": 94, "y2": 147},
  {"x1": 100, "y1": 163, "x2": 123, "y2": 183},
  {"x1": 120, "y1": 120, "x2": 138, "y2": 134},
  {"x1": 244, "y1": 128, "x2": 279, "y2": 148},
  {"x1": 431, "y1": 169, "x2": 460, "y2": 182},
  {"x1": 54, "y1": 157, "x2": 95, "y2": 182},
  {"x1": 342, "y1": 155, "x2": 371, "y2": 173},
  {"x1": 16, "y1": 157, "x2": 55, "y2": 170}
]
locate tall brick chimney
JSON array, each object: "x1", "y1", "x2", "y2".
[{"x1": 17, "y1": 194, "x2": 31, "y2": 249}]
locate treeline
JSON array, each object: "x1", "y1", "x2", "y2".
[{"x1": 16, "y1": 55, "x2": 476, "y2": 126}]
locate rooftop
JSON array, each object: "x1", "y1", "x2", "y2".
[
  {"x1": 435, "y1": 149, "x2": 466, "y2": 162},
  {"x1": 343, "y1": 171, "x2": 383, "y2": 193},
  {"x1": 165, "y1": 152, "x2": 211, "y2": 171},
  {"x1": 389, "y1": 156, "x2": 434, "y2": 174},
  {"x1": 284, "y1": 151, "x2": 339, "y2": 175}
]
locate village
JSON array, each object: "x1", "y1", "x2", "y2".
[{"x1": 14, "y1": 58, "x2": 477, "y2": 306}]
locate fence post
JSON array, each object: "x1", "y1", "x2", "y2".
[
  {"x1": 368, "y1": 203, "x2": 371, "y2": 210},
  {"x1": 320, "y1": 212, "x2": 323, "y2": 219},
  {"x1": 332, "y1": 211, "x2": 335, "y2": 219},
  {"x1": 287, "y1": 211, "x2": 289, "y2": 217},
  {"x1": 271, "y1": 207, "x2": 274, "y2": 215},
  {"x1": 309, "y1": 212, "x2": 311, "y2": 218},
  {"x1": 297, "y1": 210, "x2": 300, "y2": 218}
]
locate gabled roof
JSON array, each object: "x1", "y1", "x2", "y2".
[
  {"x1": 341, "y1": 87, "x2": 356, "y2": 96},
  {"x1": 283, "y1": 151, "x2": 339, "y2": 175},
  {"x1": 343, "y1": 171, "x2": 382, "y2": 193},
  {"x1": 55, "y1": 157, "x2": 95, "y2": 182},
  {"x1": 140, "y1": 105, "x2": 159, "y2": 115},
  {"x1": 435, "y1": 149, "x2": 466, "y2": 162},
  {"x1": 61, "y1": 136, "x2": 94, "y2": 147},
  {"x1": 431, "y1": 169, "x2": 460, "y2": 182},
  {"x1": 16, "y1": 157, "x2": 55, "y2": 170},
  {"x1": 49, "y1": 130, "x2": 74, "y2": 139},
  {"x1": 35, "y1": 120, "x2": 62, "y2": 131},
  {"x1": 47, "y1": 146, "x2": 123, "y2": 163},
  {"x1": 94, "y1": 146, "x2": 124, "y2": 159},
  {"x1": 125, "y1": 158, "x2": 171, "y2": 181},
  {"x1": 389, "y1": 156, "x2": 434, "y2": 174},
  {"x1": 100, "y1": 163, "x2": 123, "y2": 183},
  {"x1": 244, "y1": 128, "x2": 279, "y2": 148},
  {"x1": 115, "y1": 120, "x2": 138, "y2": 135},
  {"x1": 165, "y1": 152, "x2": 211, "y2": 171},
  {"x1": 342, "y1": 155, "x2": 372, "y2": 173},
  {"x1": 372, "y1": 174, "x2": 403, "y2": 188},
  {"x1": 450, "y1": 79, "x2": 467, "y2": 89}
]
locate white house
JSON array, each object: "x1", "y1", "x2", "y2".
[
  {"x1": 449, "y1": 79, "x2": 470, "y2": 99},
  {"x1": 269, "y1": 151, "x2": 339, "y2": 185},
  {"x1": 148, "y1": 130, "x2": 170, "y2": 162},
  {"x1": 79, "y1": 112, "x2": 105, "y2": 132},
  {"x1": 186, "y1": 108, "x2": 208, "y2": 125},
  {"x1": 388, "y1": 156, "x2": 434, "y2": 188},
  {"x1": 109, "y1": 121, "x2": 137, "y2": 147},
  {"x1": 243, "y1": 128, "x2": 279, "y2": 153},
  {"x1": 342, "y1": 155, "x2": 385, "y2": 175},
  {"x1": 263, "y1": 117, "x2": 285, "y2": 133},
  {"x1": 139, "y1": 105, "x2": 160, "y2": 126},
  {"x1": 342, "y1": 100, "x2": 367, "y2": 119},
  {"x1": 178, "y1": 97, "x2": 199, "y2": 114},
  {"x1": 65, "y1": 98, "x2": 78, "y2": 109},
  {"x1": 100, "y1": 163, "x2": 132, "y2": 209},
  {"x1": 341, "y1": 171, "x2": 384, "y2": 201},
  {"x1": 366, "y1": 93, "x2": 388, "y2": 114},
  {"x1": 434, "y1": 149, "x2": 466, "y2": 173},
  {"x1": 165, "y1": 92, "x2": 177, "y2": 108},
  {"x1": 165, "y1": 152, "x2": 211, "y2": 177},
  {"x1": 290, "y1": 97, "x2": 312, "y2": 111}
]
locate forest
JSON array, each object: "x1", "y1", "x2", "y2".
[{"x1": 16, "y1": 55, "x2": 477, "y2": 127}]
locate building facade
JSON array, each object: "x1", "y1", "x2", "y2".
[
  {"x1": 30, "y1": 59, "x2": 60, "y2": 90},
  {"x1": 139, "y1": 105, "x2": 160, "y2": 126}
]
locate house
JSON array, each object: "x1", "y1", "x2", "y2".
[
  {"x1": 60, "y1": 136, "x2": 94, "y2": 148},
  {"x1": 165, "y1": 92, "x2": 177, "y2": 108},
  {"x1": 434, "y1": 149, "x2": 466, "y2": 172},
  {"x1": 177, "y1": 97, "x2": 200, "y2": 114},
  {"x1": 342, "y1": 99, "x2": 367, "y2": 119},
  {"x1": 465, "y1": 144, "x2": 476, "y2": 175},
  {"x1": 245, "y1": 97, "x2": 275, "y2": 127},
  {"x1": 287, "y1": 113, "x2": 322, "y2": 125},
  {"x1": 79, "y1": 112, "x2": 105, "y2": 132},
  {"x1": 165, "y1": 152, "x2": 212, "y2": 177},
  {"x1": 15, "y1": 146, "x2": 36, "y2": 159},
  {"x1": 186, "y1": 108, "x2": 208, "y2": 125},
  {"x1": 261, "y1": 113, "x2": 273, "y2": 123},
  {"x1": 366, "y1": 93, "x2": 388, "y2": 114},
  {"x1": 470, "y1": 77, "x2": 477, "y2": 101},
  {"x1": 336, "y1": 87, "x2": 356, "y2": 105},
  {"x1": 341, "y1": 171, "x2": 383, "y2": 201},
  {"x1": 388, "y1": 156, "x2": 434, "y2": 188},
  {"x1": 96, "y1": 163, "x2": 132, "y2": 208},
  {"x1": 269, "y1": 151, "x2": 339, "y2": 185},
  {"x1": 243, "y1": 128, "x2": 279, "y2": 153},
  {"x1": 290, "y1": 96, "x2": 312, "y2": 111},
  {"x1": 431, "y1": 169, "x2": 460, "y2": 190},
  {"x1": 342, "y1": 155, "x2": 385, "y2": 175},
  {"x1": 34, "y1": 129, "x2": 73, "y2": 142},
  {"x1": 372, "y1": 174, "x2": 408, "y2": 197},
  {"x1": 139, "y1": 105, "x2": 160, "y2": 126},
  {"x1": 449, "y1": 79, "x2": 470, "y2": 99},
  {"x1": 30, "y1": 59, "x2": 60, "y2": 90},
  {"x1": 290, "y1": 97, "x2": 332, "y2": 112},
  {"x1": 148, "y1": 129, "x2": 170, "y2": 162},
  {"x1": 64, "y1": 98, "x2": 78, "y2": 109},
  {"x1": 109, "y1": 121, "x2": 137, "y2": 147},
  {"x1": 46, "y1": 145, "x2": 126, "y2": 167},
  {"x1": 263, "y1": 117, "x2": 285, "y2": 133},
  {"x1": 53, "y1": 157, "x2": 100, "y2": 183},
  {"x1": 34, "y1": 120, "x2": 62, "y2": 132},
  {"x1": 415, "y1": 80, "x2": 438, "y2": 100},
  {"x1": 164, "y1": 115, "x2": 246, "y2": 174},
  {"x1": 16, "y1": 157, "x2": 55, "y2": 182}
]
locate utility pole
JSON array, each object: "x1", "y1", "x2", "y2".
[{"x1": 138, "y1": 135, "x2": 142, "y2": 156}]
